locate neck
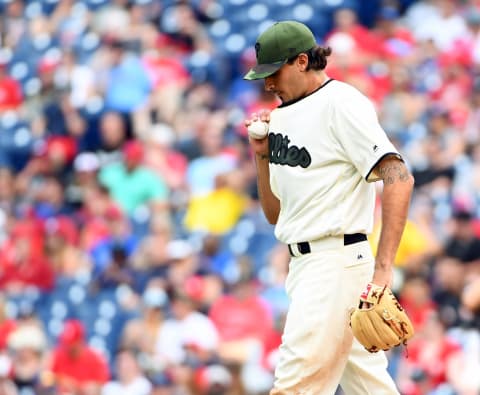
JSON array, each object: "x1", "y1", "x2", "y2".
[
  {"x1": 305, "y1": 71, "x2": 329, "y2": 96},
  {"x1": 281, "y1": 71, "x2": 330, "y2": 107},
  {"x1": 294, "y1": 70, "x2": 330, "y2": 103}
]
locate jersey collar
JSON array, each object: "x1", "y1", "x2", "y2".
[{"x1": 278, "y1": 78, "x2": 334, "y2": 108}]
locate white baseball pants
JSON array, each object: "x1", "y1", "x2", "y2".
[{"x1": 270, "y1": 237, "x2": 400, "y2": 395}]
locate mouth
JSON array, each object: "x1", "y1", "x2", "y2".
[{"x1": 273, "y1": 91, "x2": 284, "y2": 101}]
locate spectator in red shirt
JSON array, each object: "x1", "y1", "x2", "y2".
[
  {"x1": 431, "y1": 49, "x2": 473, "y2": 116},
  {"x1": 324, "y1": 8, "x2": 385, "y2": 105},
  {"x1": 399, "y1": 275, "x2": 438, "y2": 333},
  {"x1": 0, "y1": 57, "x2": 23, "y2": 111},
  {"x1": 78, "y1": 184, "x2": 120, "y2": 252},
  {"x1": 397, "y1": 311, "x2": 464, "y2": 395},
  {"x1": 208, "y1": 265, "x2": 274, "y2": 364},
  {"x1": 143, "y1": 33, "x2": 191, "y2": 91},
  {"x1": 325, "y1": 7, "x2": 378, "y2": 60},
  {"x1": 0, "y1": 220, "x2": 54, "y2": 293},
  {"x1": 371, "y1": 7, "x2": 416, "y2": 60},
  {"x1": 49, "y1": 320, "x2": 109, "y2": 395}
]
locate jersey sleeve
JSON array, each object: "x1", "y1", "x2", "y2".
[{"x1": 331, "y1": 87, "x2": 402, "y2": 182}]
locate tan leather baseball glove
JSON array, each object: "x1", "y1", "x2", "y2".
[{"x1": 350, "y1": 283, "x2": 414, "y2": 353}]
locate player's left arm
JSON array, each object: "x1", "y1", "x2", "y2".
[{"x1": 372, "y1": 155, "x2": 414, "y2": 287}]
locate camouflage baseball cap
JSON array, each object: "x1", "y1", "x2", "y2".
[{"x1": 244, "y1": 21, "x2": 316, "y2": 80}]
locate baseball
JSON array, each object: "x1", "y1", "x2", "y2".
[{"x1": 247, "y1": 120, "x2": 269, "y2": 139}]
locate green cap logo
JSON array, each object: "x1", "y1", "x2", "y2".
[{"x1": 244, "y1": 21, "x2": 316, "y2": 80}]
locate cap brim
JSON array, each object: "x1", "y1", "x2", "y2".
[{"x1": 243, "y1": 61, "x2": 285, "y2": 80}]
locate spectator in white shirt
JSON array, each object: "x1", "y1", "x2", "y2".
[{"x1": 102, "y1": 348, "x2": 152, "y2": 395}]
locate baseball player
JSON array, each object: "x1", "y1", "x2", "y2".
[{"x1": 243, "y1": 21, "x2": 414, "y2": 394}]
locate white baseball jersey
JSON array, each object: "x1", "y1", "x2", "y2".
[{"x1": 268, "y1": 79, "x2": 401, "y2": 244}]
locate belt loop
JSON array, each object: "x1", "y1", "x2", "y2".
[
  {"x1": 287, "y1": 244, "x2": 294, "y2": 257},
  {"x1": 288, "y1": 243, "x2": 302, "y2": 257}
]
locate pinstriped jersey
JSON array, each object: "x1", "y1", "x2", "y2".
[{"x1": 267, "y1": 79, "x2": 401, "y2": 244}]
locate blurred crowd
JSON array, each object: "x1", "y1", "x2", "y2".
[{"x1": 0, "y1": 0, "x2": 480, "y2": 394}]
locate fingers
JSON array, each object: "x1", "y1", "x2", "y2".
[
  {"x1": 245, "y1": 110, "x2": 271, "y2": 127},
  {"x1": 257, "y1": 109, "x2": 271, "y2": 123}
]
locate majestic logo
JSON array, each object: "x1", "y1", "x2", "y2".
[{"x1": 268, "y1": 133, "x2": 311, "y2": 168}]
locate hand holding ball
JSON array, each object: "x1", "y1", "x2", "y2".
[{"x1": 247, "y1": 120, "x2": 269, "y2": 140}]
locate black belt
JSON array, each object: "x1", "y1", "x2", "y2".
[{"x1": 288, "y1": 233, "x2": 367, "y2": 257}]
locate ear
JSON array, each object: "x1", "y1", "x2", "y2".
[{"x1": 296, "y1": 53, "x2": 309, "y2": 72}]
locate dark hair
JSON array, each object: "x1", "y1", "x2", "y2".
[
  {"x1": 287, "y1": 45, "x2": 332, "y2": 71},
  {"x1": 453, "y1": 209, "x2": 473, "y2": 222}
]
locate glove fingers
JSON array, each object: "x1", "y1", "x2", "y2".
[
  {"x1": 351, "y1": 312, "x2": 375, "y2": 351},
  {"x1": 362, "y1": 312, "x2": 395, "y2": 351},
  {"x1": 379, "y1": 288, "x2": 415, "y2": 343},
  {"x1": 389, "y1": 311, "x2": 415, "y2": 342},
  {"x1": 371, "y1": 312, "x2": 402, "y2": 349},
  {"x1": 382, "y1": 311, "x2": 407, "y2": 339},
  {"x1": 352, "y1": 311, "x2": 386, "y2": 352}
]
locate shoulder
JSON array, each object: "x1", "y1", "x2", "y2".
[
  {"x1": 328, "y1": 80, "x2": 377, "y2": 117},
  {"x1": 329, "y1": 80, "x2": 371, "y2": 103}
]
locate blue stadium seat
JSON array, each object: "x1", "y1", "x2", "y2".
[
  {"x1": 97, "y1": 299, "x2": 117, "y2": 320},
  {"x1": 223, "y1": 33, "x2": 247, "y2": 55},
  {"x1": 73, "y1": 300, "x2": 99, "y2": 331},
  {"x1": 208, "y1": 19, "x2": 232, "y2": 42},
  {"x1": 74, "y1": 31, "x2": 102, "y2": 63},
  {"x1": 9, "y1": 61, "x2": 32, "y2": 83},
  {"x1": 0, "y1": 114, "x2": 35, "y2": 171},
  {"x1": 22, "y1": 77, "x2": 42, "y2": 97},
  {"x1": 68, "y1": 283, "x2": 87, "y2": 305},
  {"x1": 47, "y1": 318, "x2": 65, "y2": 340},
  {"x1": 88, "y1": 335, "x2": 109, "y2": 361},
  {"x1": 94, "y1": 317, "x2": 112, "y2": 337},
  {"x1": 50, "y1": 300, "x2": 69, "y2": 320}
]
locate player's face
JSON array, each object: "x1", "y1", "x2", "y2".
[
  {"x1": 264, "y1": 57, "x2": 306, "y2": 103},
  {"x1": 265, "y1": 54, "x2": 308, "y2": 103}
]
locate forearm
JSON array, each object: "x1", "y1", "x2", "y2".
[
  {"x1": 373, "y1": 157, "x2": 414, "y2": 286},
  {"x1": 376, "y1": 176, "x2": 414, "y2": 267},
  {"x1": 255, "y1": 153, "x2": 280, "y2": 224}
]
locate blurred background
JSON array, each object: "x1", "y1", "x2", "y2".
[{"x1": 0, "y1": 0, "x2": 480, "y2": 394}]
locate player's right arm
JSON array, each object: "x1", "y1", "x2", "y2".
[
  {"x1": 255, "y1": 150, "x2": 280, "y2": 224},
  {"x1": 246, "y1": 111, "x2": 280, "y2": 224}
]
